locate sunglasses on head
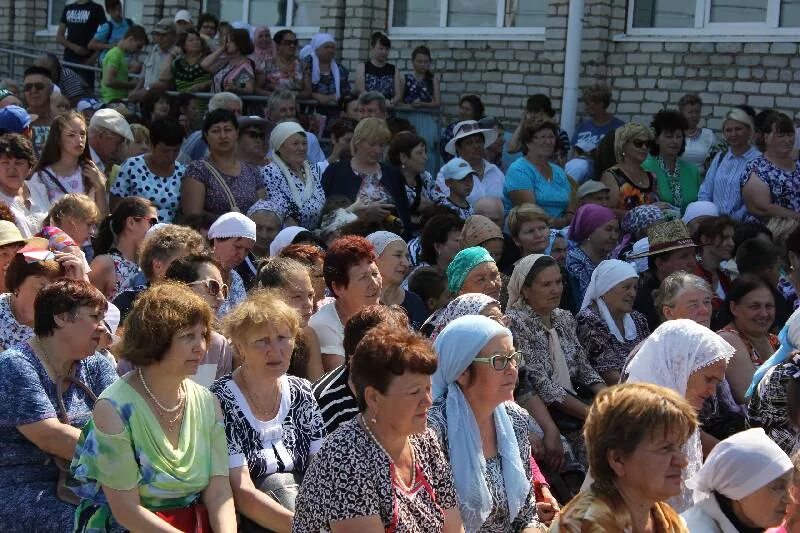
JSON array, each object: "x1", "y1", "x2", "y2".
[
  {"x1": 136, "y1": 216, "x2": 159, "y2": 227},
  {"x1": 473, "y1": 351, "x2": 523, "y2": 371},
  {"x1": 188, "y1": 278, "x2": 229, "y2": 300},
  {"x1": 456, "y1": 122, "x2": 484, "y2": 136},
  {"x1": 24, "y1": 82, "x2": 46, "y2": 92}
]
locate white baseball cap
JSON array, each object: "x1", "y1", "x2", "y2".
[{"x1": 174, "y1": 9, "x2": 192, "y2": 23}]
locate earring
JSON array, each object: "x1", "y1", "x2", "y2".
[{"x1": 371, "y1": 414, "x2": 377, "y2": 424}]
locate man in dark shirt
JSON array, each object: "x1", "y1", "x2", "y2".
[{"x1": 56, "y1": 0, "x2": 107, "y2": 87}]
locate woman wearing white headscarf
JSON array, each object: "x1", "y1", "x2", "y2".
[
  {"x1": 269, "y1": 225, "x2": 311, "y2": 257},
  {"x1": 427, "y1": 293, "x2": 502, "y2": 341},
  {"x1": 623, "y1": 319, "x2": 735, "y2": 512},
  {"x1": 366, "y1": 231, "x2": 428, "y2": 329},
  {"x1": 262, "y1": 122, "x2": 325, "y2": 229},
  {"x1": 429, "y1": 315, "x2": 545, "y2": 532},
  {"x1": 576, "y1": 259, "x2": 650, "y2": 385},
  {"x1": 300, "y1": 33, "x2": 351, "y2": 106},
  {"x1": 681, "y1": 428, "x2": 793, "y2": 532}
]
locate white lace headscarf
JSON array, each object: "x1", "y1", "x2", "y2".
[{"x1": 624, "y1": 319, "x2": 735, "y2": 512}]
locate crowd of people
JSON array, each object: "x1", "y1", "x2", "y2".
[{"x1": 2, "y1": 3, "x2": 800, "y2": 533}]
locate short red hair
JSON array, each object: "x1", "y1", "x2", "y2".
[{"x1": 323, "y1": 235, "x2": 376, "y2": 294}]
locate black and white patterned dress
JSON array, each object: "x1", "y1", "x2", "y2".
[
  {"x1": 261, "y1": 161, "x2": 325, "y2": 229},
  {"x1": 110, "y1": 155, "x2": 184, "y2": 223},
  {"x1": 427, "y1": 398, "x2": 541, "y2": 532},
  {"x1": 292, "y1": 418, "x2": 458, "y2": 533},
  {"x1": 210, "y1": 374, "x2": 326, "y2": 480},
  {"x1": 0, "y1": 293, "x2": 33, "y2": 351}
]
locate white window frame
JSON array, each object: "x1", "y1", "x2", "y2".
[
  {"x1": 387, "y1": 0, "x2": 546, "y2": 41},
  {"x1": 202, "y1": 0, "x2": 320, "y2": 39},
  {"x1": 623, "y1": 0, "x2": 800, "y2": 40}
]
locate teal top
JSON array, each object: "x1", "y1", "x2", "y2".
[
  {"x1": 70, "y1": 378, "x2": 229, "y2": 531},
  {"x1": 642, "y1": 154, "x2": 700, "y2": 213}
]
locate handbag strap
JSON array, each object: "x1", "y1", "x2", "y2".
[
  {"x1": 53, "y1": 368, "x2": 99, "y2": 425},
  {"x1": 41, "y1": 168, "x2": 72, "y2": 196},
  {"x1": 203, "y1": 160, "x2": 240, "y2": 213}
]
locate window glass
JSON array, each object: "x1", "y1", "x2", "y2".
[
  {"x1": 632, "y1": 0, "x2": 696, "y2": 27},
  {"x1": 780, "y1": 0, "x2": 800, "y2": 25},
  {"x1": 392, "y1": 0, "x2": 441, "y2": 27},
  {"x1": 249, "y1": 0, "x2": 286, "y2": 25},
  {"x1": 505, "y1": 0, "x2": 547, "y2": 27},
  {"x1": 447, "y1": 0, "x2": 496, "y2": 27},
  {"x1": 710, "y1": 0, "x2": 767, "y2": 22}
]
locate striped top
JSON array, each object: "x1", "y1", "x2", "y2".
[
  {"x1": 698, "y1": 145, "x2": 761, "y2": 220},
  {"x1": 312, "y1": 364, "x2": 360, "y2": 434}
]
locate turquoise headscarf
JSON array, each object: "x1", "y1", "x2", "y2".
[
  {"x1": 747, "y1": 307, "x2": 800, "y2": 398},
  {"x1": 432, "y1": 315, "x2": 529, "y2": 532},
  {"x1": 446, "y1": 246, "x2": 494, "y2": 294}
]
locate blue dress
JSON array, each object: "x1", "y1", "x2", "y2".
[
  {"x1": 741, "y1": 155, "x2": 800, "y2": 223},
  {"x1": 503, "y1": 157, "x2": 572, "y2": 217},
  {"x1": 0, "y1": 343, "x2": 117, "y2": 531},
  {"x1": 403, "y1": 73, "x2": 433, "y2": 103}
]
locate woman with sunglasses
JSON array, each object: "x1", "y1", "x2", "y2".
[
  {"x1": 600, "y1": 122, "x2": 661, "y2": 215},
  {"x1": 429, "y1": 314, "x2": 548, "y2": 531},
  {"x1": 89, "y1": 196, "x2": 157, "y2": 301},
  {"x1": 207, "y1": 212, "x2": 256, "y2": 317},
  {"x1": 263, "y1": 30, "x2": 304, "y2": 93}
]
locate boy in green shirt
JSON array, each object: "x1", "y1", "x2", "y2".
[{"x1": 100, "y1": 25, "x2": 148, "y2": 102}]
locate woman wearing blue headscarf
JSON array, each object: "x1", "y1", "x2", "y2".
[{"x1": 429, "y1": 315, "x2": 546, "y2": 532}]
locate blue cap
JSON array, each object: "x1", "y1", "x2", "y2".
[{"x1": 0, "y1": 105, "x2": 33, "y2": 134}]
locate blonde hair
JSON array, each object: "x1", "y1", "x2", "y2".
[
  {"x1": 585, "y1": 383, "x2": 698, "y2": 492},
  {"x1": 47, "y1": 192, "x2": 100, "y2": 226},
  {"x1": 130, "y1": 123, "x2": 151, "y2": 146},
  {"x1": 723, "y1": 108, "x2": 755, "y2": 134},
  {"x1": 351, "y1": 117, "x2": 391, "y2": 155},
  {"x1": 614, "y1": 123, "x2": 653, "y2": 163},
  {"x1": 221, "y1": 290, "x2": 300, "y2": 351},
  {"x1": 507, "y1": 203, "x2": 550, "y2": 238}
]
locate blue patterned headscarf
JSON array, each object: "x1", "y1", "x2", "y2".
[
  {"x1": 446, "y1": 246, "x2": 494, "y2": 294},
  {"x1": 747, "y1": 307, "x2": 800, "y2": 398},
  {"x1": 432, "y1": 315, "x2": 529, "y2": 532}
]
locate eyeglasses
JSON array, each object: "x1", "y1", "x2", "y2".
[
  {"x1": 24, "y1": 82, "x2": 46, "y2": 92},
  {"x1": 188, "y1": 278, "x2": 229, "y2": 299},
  {"x1": 136, "y1": 216, "x2": 159, "y2": 227},
  {"x1": 473, "y1": 351, "x2": 523, "y2": 371},
  {"x1": 281, "y1": 39, "x2": 298, "y2": 46},
  {"x1": 631, "y1": 139, "x2": 651, "y2": 149}
]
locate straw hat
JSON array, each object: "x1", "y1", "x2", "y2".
[{"x1": 627, "y1": 219, "x2": 698, "y2": 259}]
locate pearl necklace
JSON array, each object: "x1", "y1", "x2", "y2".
[
  {"x1": 138, "y1": 368, "x2": 185, "y2": 431},
  {"x1": 360, "y1": 414, "x2": 416, "y2": 491}
]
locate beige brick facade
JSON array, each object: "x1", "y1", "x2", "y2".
[{"x1": 1, "y1": 0, "x2": 798, "y2": 131}]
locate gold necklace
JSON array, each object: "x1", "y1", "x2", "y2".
[{"x1": 238, "y1": 369, "x2": 281, "y2": 420}]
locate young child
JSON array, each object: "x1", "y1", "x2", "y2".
[
  {"x1": 435, "y1": 157, "x2": 475, "y2": 220},
  {"x1": 88, "y1": 0, "x2": 132, "y2": 62},
  {"x1": 100, "y1": 25, "x2": 148, "y2": 102},
  {"x1": 408, "y1": 266, "x2": 449, "y2": 319}
]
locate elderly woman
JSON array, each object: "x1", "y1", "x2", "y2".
[
  {"x1": 429, "y1": 315, "x2": 545, "y2": 531},
  {"x1": 427, "y1": 292, "x2": 503, "y2": 340},
  {"x1": 623, "y1": 319, "x2": 735, "y2": 511},
  {"x1": 554, "y1": 383, "x2": 696, "y2": 532},
  {"x1": 247, "y1": 200, "x2": 283, "y2": 259},
  {"x1": 507, "y1": 203, "x2": 550, "y2": 259},
  {"x1": 71, "y1": 283, "x2": 235, "y2": 532},
  {"x1": 308, "y1": 235, "x2": 382, "y2": 372},
  {"x1": 682, "y1": 428, "x2": 793, "y2": 531},
  {"x1": 366, "y1": 231, "x2": 428, "y2": 329},
  {"x1": 678, "y1": 93, "x2": 719, "y2": 171},
  {"x1": 460, "y1": 214, "x2": 504, "y2": 263},
  {"x1": 437, "y1": 120, "x2": 504, "y2": 206},
  {"x1": 207, "y1": 212, "x2": 256, "y2": 316},
  {"x1": 716, "y1": 275, "x2": 779, "y2": 405},
  {"x1": 566, "y1": 203, "x2": 619, "y2": 305},
  {"x1": 250, "y1": 26, "x2": 275, "y2": 95},
  {"x1": 504, "y1": 118, "x2": 576, "y2": 228},
  {"x1": 322, "y1": 118, "x2": 411, "y2": 231},
  {"x1": 653, "y1": 271, "x2": 715, "y2": 327},
  {"x1": 301, "y1": 33, "x2": 351, "y2": 106},
  {"x1": 746, "y1": 308, "x2": 800, "y2": 455},
  {"x1": 506, "y1": 253, "x2": 605, "y2": 466},
  {"x1": 262, "y1": 122, "x2": 325, "y2": 229},
  {"x1": 0, "y1": 133, "x2": 49, "y2": 237},
  {"x1": 699, "y1": 108, "x2": 761, "y2": 220},
  {"x1": 293, "y1": 325, "x2": 463, "y2": 532},
  {"x1": 0, "y1": 280, "x2": 115, "y2": 531},
  {"x1": 742, "y1": 111, "x2": 800, "y2": 224},
  {"x1": 600, "y1": 122, "x2": 661, "y2": 213},
  {"x1": 211, "y1": 292, "x2": 326, "y2": 532},
  {"x1": 256, "y1": 256, "x2": 323, "y2": 381},
  {"x1": 576, "y1": 260, "x2": 649, "y2": 386},
  {"x1": 642, "y1": 110, "x2": 701, "y2": 213},
  {"x1": 447, "y1": 246, "x2": 502, "y2": 302},
  {"x1": 182, "y1": 109, "x2": 265, "y2": 217},
  {"x1": 202, "y1": 28, "x2": 255, "y2": 95}
]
